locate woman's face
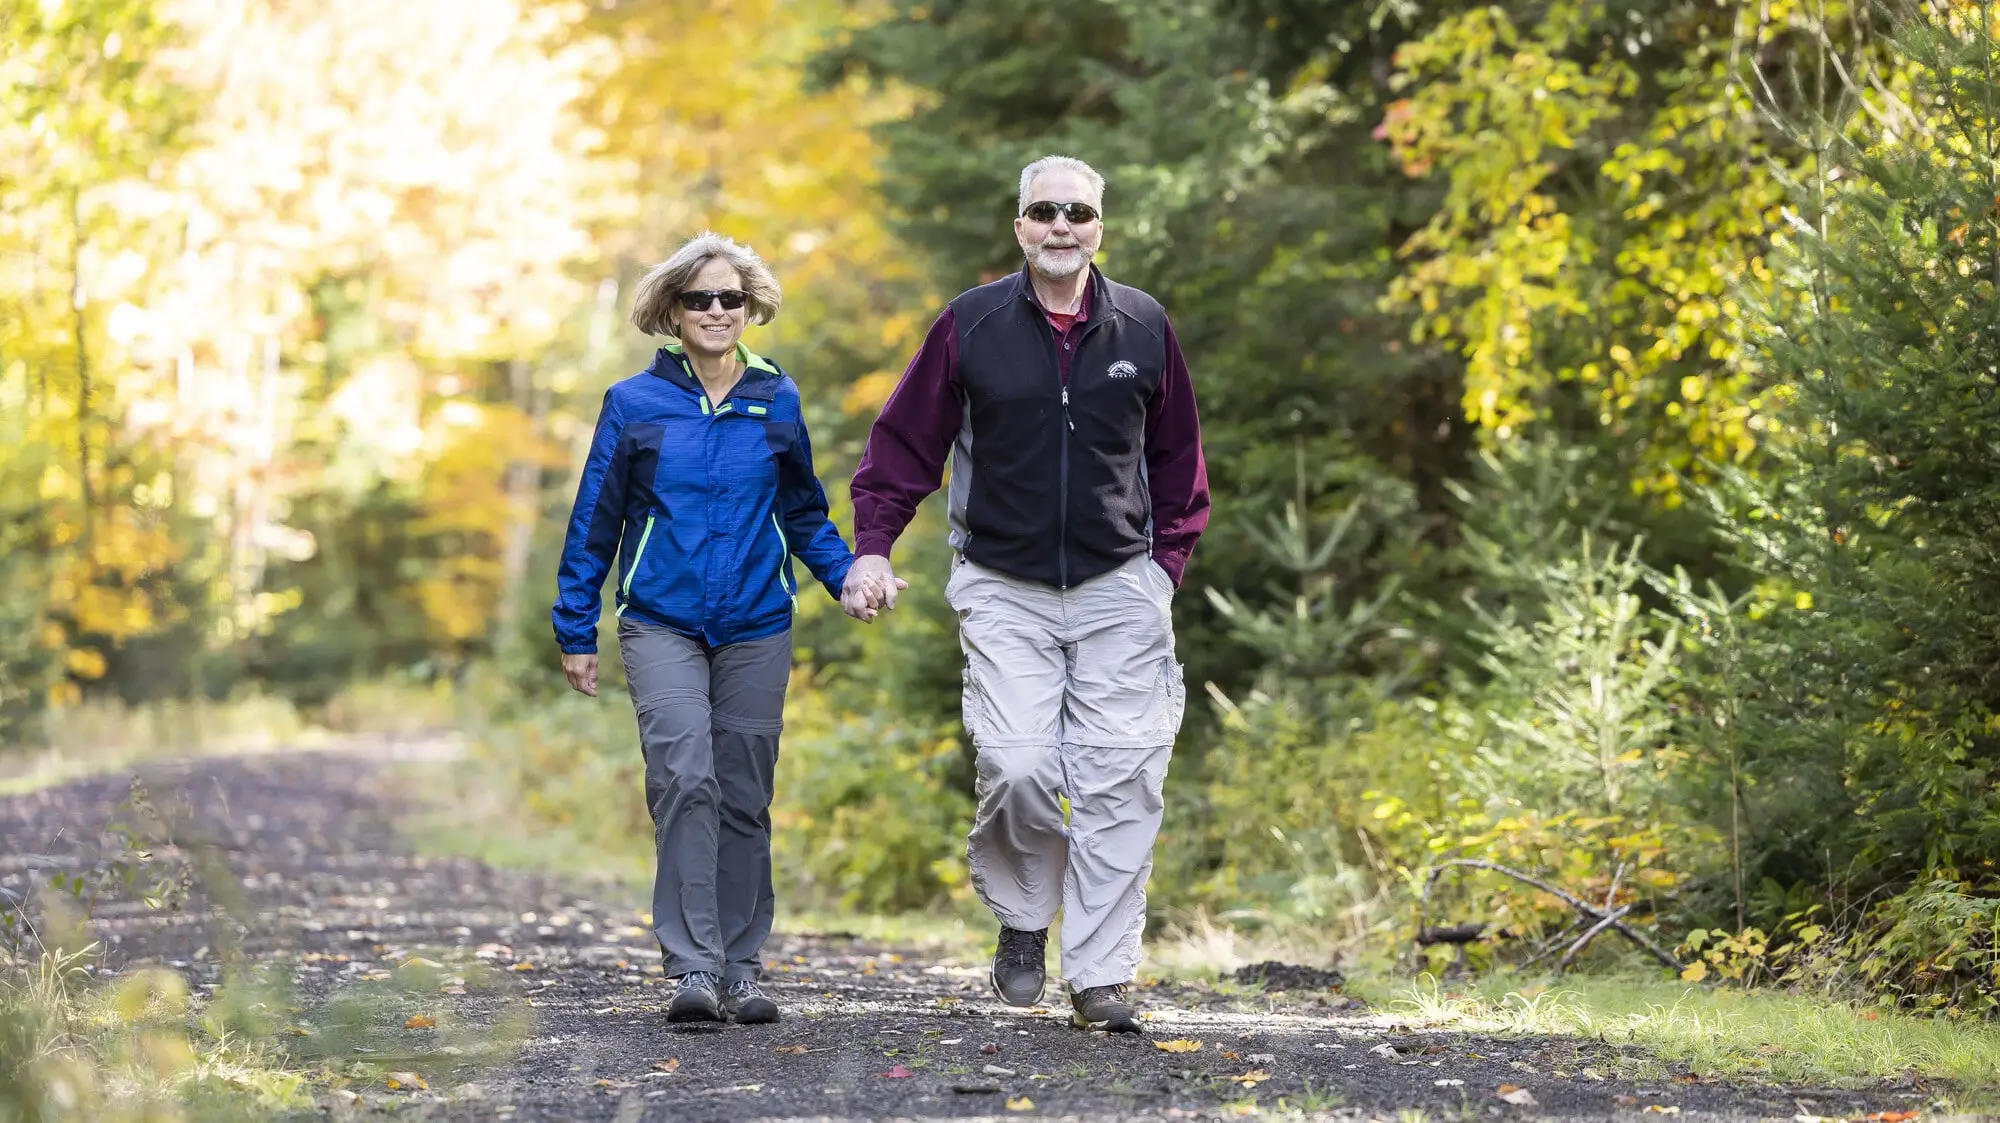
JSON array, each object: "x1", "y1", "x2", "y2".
[{"x1": 671, "y1": 257, "x2": 748, "y2": 361}]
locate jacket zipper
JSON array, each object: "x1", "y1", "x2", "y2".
[
  {"x1": 1057, "y1": 307, "x2": 1109, "y2": 589},
  {"x1": 770, "y1": 512, "x2": 795, "y2": 605},
  {"x1": 617, "y1": 513, "x2": 656, "y2": 616},
  {"x1": 1059, "y1": 385, "x2": 1073, "y2": 588}
]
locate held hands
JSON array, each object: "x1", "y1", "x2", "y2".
[{"x1": 841, "y1": 554, "x2": 908, "y2": 623}]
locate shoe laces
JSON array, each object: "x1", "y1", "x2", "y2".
[
  {"x1": 1080, "y1": 982, "x2": 1128, "y2": 1003},
  {"x1": 726, "y1": 979, "x2": 766, "y2": 999},
  {"x1": 681, "y1": 970, "x2": 721, "y2": 992},
  {"x1": 997, "y1": 928, "x2": 1047, "y2": 971}
]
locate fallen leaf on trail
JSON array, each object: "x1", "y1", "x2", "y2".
[
  {"x1": 1223, "y1": 1050, "x2": 1242, "y2": 1061},
  {"x1": 1497, "y1": 1085, "x2": 1538, "y2": 1106},
  {"x1": 984, "y1": 1064, "x2": 1016, "y2": 1076},
  {"x1": 1865, "y1": 1114, "x2": 1920, "y2": 1122},
  {"x1": 882, "y1": 1065, "x2": 915, "y2": 1079},
  {"x1": 1680, "y1": 962, "x2": 1709, "y2": 983},
  {"x1": 594, "y1": 1079, "x2": 634, "y2": 1091},
  {"x1": 775, "y1": 1045, "x2": 810, "y2": 1055},
  {"x1": 1369, "y1": 1043, "x2": 1400, "y2": 1058},
  {"x1": 1005, "y1": 1096, "x2": 1035, "y2": 1112},
  {"x1": 652, "y1": 1058, "x2": 680, "y2": 1073},
  {"x1": 981, "y1": 1043, "x2": 1002, "y2": 1055},
  {"x1": 385, "y1": 1072, "x2": 427, "y2": 1091},
  {"x1": 509, "y1": 962, "x2": 536, "y2": 972},
  {"x1": 1614, "y1": 1096, "x2": 1640, "y2": 1106},
  {"x1": 1246, "y1": 1052, "x2": 1275, "y2": 1064},
  {"x1": 1237, "y1": 1070, "x2": 1271, "y2": 1087},
  {"x1": 1154, "y1": 1039, "x2": 1203, "y2": 1053},
  {"x1": 404, "y1": 1014, "x2": 436, "y2": 1029},
  {"x1": 285, "y1": 1025, "x2": 311, "y2": 1037},
  {"x1": 1643, "y1": 1107, "x2": 1681, "y2": 1115},
  {"x1": 1228, "y1": 1106, "x2": 1257, "y2": 1118}
]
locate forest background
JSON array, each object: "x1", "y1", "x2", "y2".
[{"x1": 11, "y1": 0, "x2": 2000, "y2": 1017}]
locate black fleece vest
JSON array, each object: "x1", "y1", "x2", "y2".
[{"x1": 949, "y1": 267, "x2": 1168, "y2": 587}]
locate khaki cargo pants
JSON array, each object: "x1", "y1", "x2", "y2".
[{"x1": 946, "y1": 552, "x2": 1185, "y2": 991}]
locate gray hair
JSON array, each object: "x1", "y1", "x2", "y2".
[
  {"x1": 629, "y1": 231, "x2": 783, "y2": 337},
  {"x1": 1017, "y1": 155, "x2": 1105, "y2": 215}
]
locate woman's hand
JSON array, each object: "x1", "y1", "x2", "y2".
[{"x1": 561, "y1": 652, "x2": 599, "y2": 697}]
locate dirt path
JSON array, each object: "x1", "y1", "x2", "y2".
[{"x1": 0, "y1": 749, "x2": 1933, "y2": 1121}]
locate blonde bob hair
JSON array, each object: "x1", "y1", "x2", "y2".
[{"x1": 629, "y1": 232, "x2": 783, "y2": 337}]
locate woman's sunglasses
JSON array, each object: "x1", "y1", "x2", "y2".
[
  {"x1": 677, "y1": 289, "x2": 748, "y2": 312},
  {"x1": 1020, "y1": 200, "x2": 1100, "y2": 225}
]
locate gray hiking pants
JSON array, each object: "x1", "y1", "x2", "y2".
[
  {"x1": 947, "y1": 552, "x2": 1186, "y2": 991},
  {"x1": 616, "y1": 618, "x2": 791, "y2": 983}
]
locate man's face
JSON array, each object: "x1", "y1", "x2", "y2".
[{"x1": 1014, "y1": 169, "x2": 1103, "y2": 282}]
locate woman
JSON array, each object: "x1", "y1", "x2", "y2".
[{"x1": 551, "y1": 232, "x2": 896, "y2": 1024}]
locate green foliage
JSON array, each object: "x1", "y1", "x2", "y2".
[
  {"x1": 1657, "y1": 0, "x2": 2000, "y2": 1010},
  {"x1": 773, "y1": 707, "x2": 973, "y2": 915}
]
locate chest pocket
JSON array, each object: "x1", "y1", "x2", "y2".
[{"x1": 702, "y1": 412, "x2": 779, "y2": 502}]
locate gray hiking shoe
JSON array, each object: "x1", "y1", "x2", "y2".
[
  {"x1": 668, "y1": 970, "x2": 723, "y2": 1023},
  {"x1": 990, "y1": 927, "x2": 1049, "y2": 1006},
  {"x1": 1070, "y1": 983, "x2": 1142, "y2": 1033},
  {"x1": 723, "y1": 978, "x2": 780, "y2": 1024}
]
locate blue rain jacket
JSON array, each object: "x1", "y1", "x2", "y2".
[{"x1": 552, "y1": 342, "x2": 855, "y2": 653}]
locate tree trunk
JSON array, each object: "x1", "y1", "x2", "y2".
[
  {"x1": 495, "y1": 358, "x2": 547, "y2": 649},
  {"x1": 71, "y1": 189, "x2": 94, "y2": 524}
]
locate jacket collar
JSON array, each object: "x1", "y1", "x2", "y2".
[
  {"x1": 647, "y1": 340, "x2": 782, "y2": 401},
  {"x1": 1013, "y1": 263, "x2": 1115, "y2": 322}
]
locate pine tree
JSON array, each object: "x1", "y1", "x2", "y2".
[{"x1": 1726, "y1": 2, "x2": 2000, "y2": 912}]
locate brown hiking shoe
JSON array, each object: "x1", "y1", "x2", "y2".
[{"x1": 1069, "y1": 983, "x2": 1142, "y2": 1033}]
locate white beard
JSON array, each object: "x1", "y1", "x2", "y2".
[{"x1": 1026, "y1": 241, "x2": 1089, "y2": 279}]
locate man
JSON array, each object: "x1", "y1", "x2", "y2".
[{"x1": 848, "y1": 155, "x2": 1209, "y2": 1033}]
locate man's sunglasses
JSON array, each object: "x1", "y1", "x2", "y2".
[
  {"x1": 1020, "y1": 200, "x2": 1100, "y2": 225},
  {"x1": 677, "y1": 289, "x2": 748, "y2": 312}
]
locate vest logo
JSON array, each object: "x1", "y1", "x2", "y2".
[{"x1": 1106, "y1": 360, "x2": 1139, "y2": 379}]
